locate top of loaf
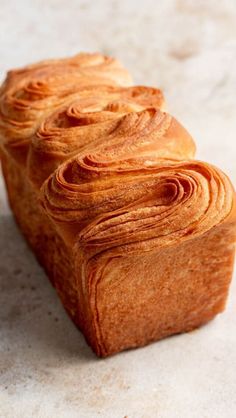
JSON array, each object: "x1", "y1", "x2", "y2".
[{"x1": 0, "y1": 52, "x2": 235, "y2": 255}]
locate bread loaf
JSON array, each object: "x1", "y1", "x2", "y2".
[{"x1": 1, "y1": 52, "x2": 235, "y2": 356}]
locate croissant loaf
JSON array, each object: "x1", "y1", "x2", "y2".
[{"x1": 0, "y1": 52, "x2": 235, "y2": 357}]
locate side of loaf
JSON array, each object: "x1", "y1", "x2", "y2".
[{"x1": 0, "y1": 52, "x2": 236, "y2": 357}]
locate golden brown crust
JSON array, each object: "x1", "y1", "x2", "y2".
[
  {"x1": 0, "y1": 53, "x2": 132, "y2": 165},
  {"x1": 1, "y1": 52, "x2": 236, "y2": 357},
  {"x1": 42, "y1": 154, "x2": 235, "y2": 251},
  {"x1": 27, "y1": 86, "x2": 166, "y2": 187},
  {"x1": 83, "y1": 219, "x2": 236, "y2": 356}
]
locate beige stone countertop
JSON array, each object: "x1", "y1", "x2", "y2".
[{"x1": 0, "y1": 1, "x2": 236, "y2": 417}]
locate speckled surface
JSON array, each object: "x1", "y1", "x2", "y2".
[{"x1": 0, "y1": 1, "x2": 236, "y2": 417}]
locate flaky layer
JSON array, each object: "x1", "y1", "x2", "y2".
[
  {"x1": 27, "y1": 86, "x2": 166, "y2": 187},
  {"x1": 0, "y1": 53, "x2": 132, "y2": 164},
  {"x1": 41, "y1": 154, "x2": 235, "y2": 255}
]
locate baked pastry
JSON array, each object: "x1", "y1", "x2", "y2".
[{"x1": 1, "y1": 53, "x2": 236, "y2": 357}]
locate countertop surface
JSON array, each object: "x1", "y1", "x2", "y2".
[{"x1": 1, "y1": 1, "x2": 236, "y2": 417}]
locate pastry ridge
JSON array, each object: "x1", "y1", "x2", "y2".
[
  {"x1": 0, "y1": 53, "x2": 132, "y2": 165},
  {"x1": 28, "y1": 87, "x2": 166, "y2": 187}
]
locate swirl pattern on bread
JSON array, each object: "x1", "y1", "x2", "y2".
[
  {"x1": 0, "y1": 53, "x2": 132, "y2": 164},
  {"x1": 27, "y1": 87, "x2": 166, "y2": 187}
]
